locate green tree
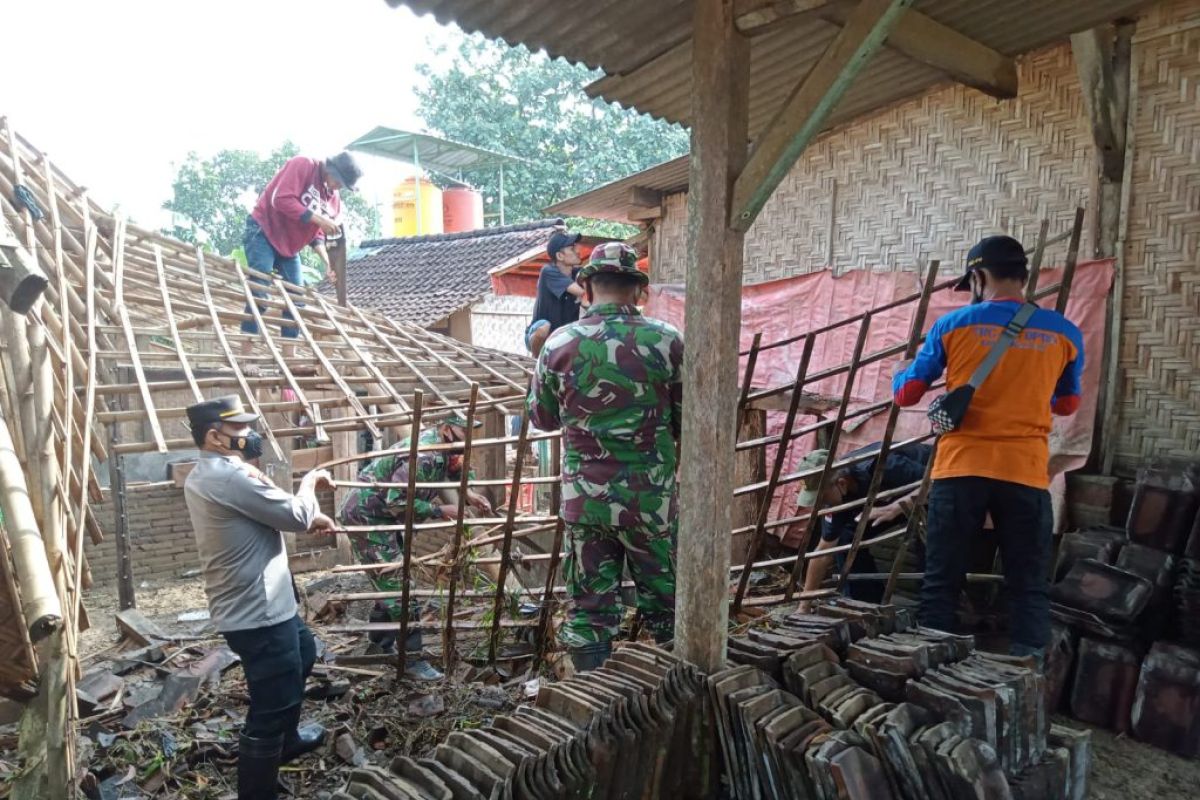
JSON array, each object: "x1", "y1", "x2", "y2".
[
  {"x1": 415, "y1": 37, "x2": 688, "y2": 234},
  {"x1": 163, "y1": 144, "x2": 380, "y2": 282}
]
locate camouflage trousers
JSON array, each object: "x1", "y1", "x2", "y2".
[
  {"x1": 559, "y1": 520, "x2": 677, "y2": 648},
  {"x1": 348, "y1": 529, "x2": 418, "y2": 622}
]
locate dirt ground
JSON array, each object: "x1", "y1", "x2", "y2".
[
  {"x1": 1081, "y1": 719, "x2": 1200, "y2": 799},
  {"x1": 54, "y1": 577, "x2": 1200, "y2": 798}
]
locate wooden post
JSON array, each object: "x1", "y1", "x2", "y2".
[
  {"x1": 332, "y1": 228, "x2": 349, "y2": 307},
  {"x1": 108, "y1": 423, "x2": 135, "y2": 611},
  {"x1": 675, "y1": 0, "x2": 750, "y2": 672}
]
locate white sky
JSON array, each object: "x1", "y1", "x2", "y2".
[{"x1": 0, "y1": 0, "x2": 468, "y2": 228}]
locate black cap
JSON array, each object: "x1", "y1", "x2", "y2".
[
  {"x1": 324, "y1": 151, "x2": 362, "y2": 192},
  {"x1": 547, "y1": 230, "x2": 582, "y2": 260},
  {"x1": 954, "y1": 235, "x2": 1028, "y2": 291},
  {"x1": 186, "y1": 395, "x2": 259, "y2": 430}
]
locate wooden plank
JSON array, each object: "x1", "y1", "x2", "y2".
[
  {"x1": 109, "y1": 219, "x2": 167, "y2": 453},
  {"x1": 784, "y1": 311, "x2": 872, "y2": 600},
  {"x1": 730, "y1": 0, "x2": 912, "y2": 231},
  {"x1": 735, "y1": 0, "x2": 834, "y2": 35},
  {"x1": 1025, "y1": 218, "x2": 1051, "y2": 302},
  {"x1": 627, "y1": 186, "x2": 662, "y2": 208},
  {"x1": 732, "y1": 333, "x2": 815, "y2": 611},
  {"x1": 822, "y1": 2, "x2": 1018, "y2": 98},
  {"x1": 274, "y1": 278, "x2": 380, "y2": 440},
  {"x1": 314, "y1": 294, "x2": 408, "y2": 412},
  {"x1": 195, "y1": 250, "x2": 284, "y2": 462},
  {"x1": 234, "y1": 268, "x2": 328, "y2": 442},
  {"x1": 151, "y1": 246, "x2": 202, "y2": 403},
  {"x1": 675, "y1": 0, "x2": 750, "y2": 673},
  {"x1": 834, "y1": 260, "x2": 939, "y2": 590}
]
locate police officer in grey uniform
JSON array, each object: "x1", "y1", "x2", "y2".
[{"x1": 183, "y1": 396, "x2": 334, "y2": 799}]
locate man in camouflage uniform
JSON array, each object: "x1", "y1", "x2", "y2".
[
  {"x1": 527, "y1": 241, "x2": 683, "y2": 671},
  {"x1": 337, "y1": 414, "x2": 490, "y2": 680}
]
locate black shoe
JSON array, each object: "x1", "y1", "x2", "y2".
[
  {"x1": 569, "y1": 641, "x2": 612, "y2": 673},
  {"x1": 280, "y1": 722, "x2": 326, "y2": 764},
  {"x1": 238, "y1": 732, "x2": 283, "y2": 800}
]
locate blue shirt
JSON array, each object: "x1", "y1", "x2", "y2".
[{"x1": 530, "y1": 262, "x2": 581, "y2": 332}]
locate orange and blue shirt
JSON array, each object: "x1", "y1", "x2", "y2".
[{"x1": 892, "y1": 298, "x2": 1084, "y2": 490}]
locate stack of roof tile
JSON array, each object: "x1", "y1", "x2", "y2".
[
  {"x1": 334, "y1": 644, "x2": 708, "y2": 800},
  {"x1": 714, "y1": 600, "x2": 1086, "y2": 800}
]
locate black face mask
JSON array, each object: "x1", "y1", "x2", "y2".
[{"x1": 222, "y1": 430, "x2": 264, "y2": 461}]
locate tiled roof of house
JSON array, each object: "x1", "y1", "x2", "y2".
[{"x1": 328, "y1": 218, "x2": 564, "y2": 327}]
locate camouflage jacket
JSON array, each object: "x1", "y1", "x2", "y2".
[
  {"x1": 337, "y1": 428, "x2": 449, "y2": 525},
  {"x1": 527, "y1": 302, "x2": 683, "y2": 527}
]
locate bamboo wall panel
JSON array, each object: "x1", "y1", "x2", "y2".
[
  {"x1": 653, "y1": 45, "x2": 1095, "y2": 284},
  {"x1": 1113, "y1": 0, "x2": 1200, "y2": 470}
]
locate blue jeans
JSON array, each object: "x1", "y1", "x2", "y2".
[
  {"x1": 222, "y1": 614, "x2": 315, "y2": 738},
  {"x1": 919, "y1": 477, "x2": 1052, "y2": 654},
  {"x1": 242, "y1": 217, "x2": 303, "y2": 339}
]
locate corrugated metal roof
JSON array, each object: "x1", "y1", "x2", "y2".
[
  {"x1": 393, "y1": 0, "x2": 1157, "y2": 139},
  {"x1": 545, "y1": 157, "x2": 690, "y2": 221}
]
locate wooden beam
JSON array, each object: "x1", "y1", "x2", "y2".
[
  {"x1": 627, "y1": 186, "x2": 662, "y2": 208},
  {"x1": 730, "y1": 0, "x2": 912, "y2": 231},
  {"x1": 1072, "y1": 25, "x2": 1127, "y2": 182},
  {"x1": 822, "y1": 3, "x2": 1018, "y2": 99},
  {"x1": 735, "y1": 0, "x2": 834, "y2": 36},
  {"x1": 675, "y1": 0, "x2": 750, "y2": 674}
]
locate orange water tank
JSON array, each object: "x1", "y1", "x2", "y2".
[{"x1": 442, "y1": 187, "x2": 484, "y2": 233}]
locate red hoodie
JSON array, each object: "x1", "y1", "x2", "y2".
[{"x1": 251, "y1": 156, "x2": 341, "y2": 258}]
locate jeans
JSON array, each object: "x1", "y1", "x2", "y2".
[
  {"x1": 241, "y1": 216, "x2": 303, "y2": 339},
  {"x1": 222, "y1": 614, "x2": 315, "y2": 738},
  {"x1": 920, "y1": 477, "x2": 1052, "y2": 653}
]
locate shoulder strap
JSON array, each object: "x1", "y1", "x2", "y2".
[{"x1": 967, "y1": 302, "x2": 1038, "y2": 389}]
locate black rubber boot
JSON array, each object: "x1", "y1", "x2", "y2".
[
  {"x1": 238, "y1": 732, "x2": 283, "y2": 800},
  {"x1": 279, "y1": 700, "x2": 326, "y2": 764},
  {"x1": 569, "y1": 641, "x2": 613, "y2": 673}
]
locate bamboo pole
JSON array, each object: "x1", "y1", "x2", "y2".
[
  {"x1": 488, "y1": 412, "x2": 532, "y2": 664},
  {"x1": 396, "y1": 390, "x2": 423, "y2": 680},
  {"x1": 0, "y1": 399, "x2": 61, "y2": 639},
  {"x1": 442, "y1": 384, "x2": 479, "y2": 672}
]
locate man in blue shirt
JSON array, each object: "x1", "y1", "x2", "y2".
[
  {"x1": 794, "y1": 442, "x2": 933, "y2": 609},
  {"x1": 525, "y1": 229, "x2": 586, "y2": 356}
]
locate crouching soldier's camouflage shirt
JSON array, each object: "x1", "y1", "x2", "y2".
[
  {"x1": 338, "y1": 428, "x2": 450, "y2": 525},
  {"x1": 527, "y1": 302, "x2": 684, "y2": 528}
]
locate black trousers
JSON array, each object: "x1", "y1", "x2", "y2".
[
  {"x1": 919, "y1": 476, "x2": 1052, "y2": 654},
  {"x1": 222, "y1": 614, "x2": 315, "y2": 739}
]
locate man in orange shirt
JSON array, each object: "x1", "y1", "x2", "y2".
[{"x1": 892, "y1": 235, "x2": 1084, "y2": 658}]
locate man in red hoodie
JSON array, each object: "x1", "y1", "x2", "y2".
[{"x1": 240, "y1": 152, "x2": 362, "y2": 362}]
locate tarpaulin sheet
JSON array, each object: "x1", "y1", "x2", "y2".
[{"x1": 645, "y1": 260, "x2": 1114, "y2": 528}]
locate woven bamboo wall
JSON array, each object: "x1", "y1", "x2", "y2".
[
  {"x1": 1112, "y1": 0, "x2": 1200, "y2": 470},
  {"x1": 652, "y1": 45, "x2": 1096, "y2": 284}
]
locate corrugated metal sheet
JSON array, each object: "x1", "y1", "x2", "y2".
[
  {"x1": 544, "y1": 157, "x2": 690, "y2": 220},
  {"x1": 395, "y1": 0, "x2": 1158, "y2": 138}
]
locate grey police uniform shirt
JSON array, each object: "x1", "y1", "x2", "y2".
[{"x1": 184, "y1": 452, "x2": 319, "y2": 632}]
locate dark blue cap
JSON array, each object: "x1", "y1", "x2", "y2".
[
  {"x1": 547, "y1": 230, "x2": 582, "y2": 260},
  {"x1": 955, "y1": 235, "x2": 1028, "y2": 291}
]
